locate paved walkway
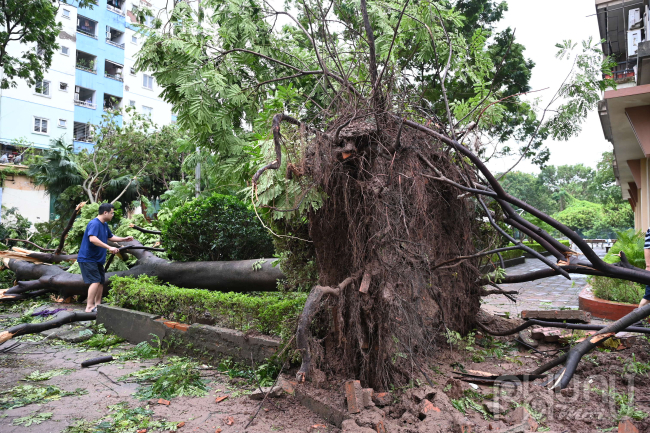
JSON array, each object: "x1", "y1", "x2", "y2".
[{"x1": 481, "y1": 247, "x2": 608, "y2": 319}]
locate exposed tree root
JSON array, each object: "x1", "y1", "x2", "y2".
[{"x1": 296, "y1": 274, "x2": 360, "y2": 382}]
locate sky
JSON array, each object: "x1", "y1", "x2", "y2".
[{"x1": 488, "y1": 0, "x2": 612, "y2": 174}]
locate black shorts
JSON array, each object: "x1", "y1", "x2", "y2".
[{"x1": 79, "y1": 262, "x2": 105, "y2": 285}]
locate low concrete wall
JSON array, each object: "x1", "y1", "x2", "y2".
[{"x1": 97, "y1": 304, "x2": 281, "y2": 363}]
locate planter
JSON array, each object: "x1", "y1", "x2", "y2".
[{"x1": 578, "y1": 286, "x2": 638, "y2": 321}]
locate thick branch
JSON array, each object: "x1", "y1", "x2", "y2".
[
  {"x1": 54, "y1": 202, "x2": 86, "y2": 255},
  {"x1": 128, "y1": 224, "x2": 162, "y2": 235}
]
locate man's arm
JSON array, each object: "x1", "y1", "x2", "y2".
[{"x1": 89, "y1": 235, "x2": 120, "y2": 254}]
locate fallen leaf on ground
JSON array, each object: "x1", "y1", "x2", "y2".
[
  {"x1": 177, "y1": 422, "x2": 185, "y2": 428},
  {"x1": 215, "y1": 395, "x2": 228, "y2": 403},
  {"x1": 158, "y1": 398, "x2": 170, "y2": 405},
  {"x1": 226, "y1": 416, "x2": 234, "y2": 426}
]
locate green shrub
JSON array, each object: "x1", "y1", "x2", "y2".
[
  {"x1": 588, "y1": 229, "x2": 646, "y2": 304},
  {"x1": 589, "y1": 276, "x2": 644, "y2": 305},
  {"x1": 161, "y1": 193, "x2": 274, "y2": 262},
  {"x1": 107, "y1": 275, "x2": 306, "y2": 339}
]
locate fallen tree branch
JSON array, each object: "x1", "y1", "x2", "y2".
[
  {"x1": 54, "y1": 202, "x2": 86, "y2": 256},
  {"x1": 475, "y1": 318, "x2": 650, "y2": 336},
  {"x1": 128, "y1": 224, "x2": 162, "y2": 235},
  {"x1": 0, "y1": 311, "x2": 97, "y2": 344},
  {"x1": 5, "y1": 239, "x2": 56, "y2": 252}
]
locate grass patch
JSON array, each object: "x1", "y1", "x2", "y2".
[
  {"x1": 82, "y1": 333, "x2": 126, "y2": 351},
  {"x1": 0, "y1": 385, "x2": 87, "y2": 409},
  {"x1": 65, "y1": 402, "x2": 178, "y2": 433},
  {"x1": 115, "y1": 339, "x2": 163, "y2": 361},
  {"x1": 106, "y1": 275, "x2": 306, "y2": 338},
  {"x1": 117, "y1": 356, "x2": 209, "y2": 400}
]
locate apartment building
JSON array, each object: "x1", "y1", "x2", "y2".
[
  {"x1": 596, "y1": 0, "x2": 650, "y2": 230},
  {"x1": 0, "y1": 0, "x2": 174, "y2": 223},
  {"x1": 0, "y1": 0, "x2": 173, "y2": 154}
]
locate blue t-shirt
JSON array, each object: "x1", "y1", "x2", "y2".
[{"x1": 77, "y1": 218, "x2": 113, "y2": 263}]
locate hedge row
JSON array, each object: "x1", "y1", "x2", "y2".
[
  {"x1": 107, "y1": 276, "x2": 307, "y2": 339},
  {"x1": 489, "y1": 240, "x2": 571, "y2": 263}
]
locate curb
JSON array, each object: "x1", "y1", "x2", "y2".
[
  {"x1": 97, "y1": 304, "x2": 280, "y2": 363},
  {"x1": 578, "y1": 286, "x2": 637, "y2": 321}
]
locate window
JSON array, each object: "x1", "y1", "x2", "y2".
[
  {"x1": 59, "y1": 82, "x2": 68, "y2": 91},
  {"x1": 129, "y1": 100, "x2": 136, "y2": 106},
  {"x1": 35, "y1": 80, "x2": 50, "y2": 96},
  {"x1": 61, "y1": 46, "x2": 69, "y2": 55},
  {"x1": 63, "y1": 9, "x2": 70, "y2": 18},
  {"x1": 130, "y1": 67, "x2": 136, "y2": 75},
  {"x1": 58, "y1": 119, "x2": 67, "y2": 128},
  {"x1": 143, "y1": 74, "x2": 153, "y2": 89},
  {"x1": 131, "y1": 35, "x2": 138, "y2": 44},
  {"x1": 142, "y1": 106, "x2": 153, "y2": 117},
  {"x1": 144, "y1": 15, "x2": 154, "y2": 27},
  {"x1": 34, "y1": 117, "x2": 48, "y2": 134},
  {"x1": 77, "y1": 16, "x2": 98, "y2": 38}
]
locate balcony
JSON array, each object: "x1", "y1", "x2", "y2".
[
  {"x1": 106, "y1": 26, "x2": 125, "y2": 49},
  {"x1": 105, "y1": 60, "x2": 124, "y2": 82},
  {"x1": 76, "y1": 50, "x2": 97, "y2": 74},
  {"x1": 77, "y1": 16, "x2": 98, "y2": 39},
  {"x1": 104, "y1": 94, "x2": 122, "y2": 111},
  {"x1": 74, "y1": 122, "x2": 93, "y2": 143},
  {"x1": 74, "y1": 86, "x2": 96, "y2": 109},
  {"x1": 107, "y1": 0, "x2": 125, "y2": 16}
]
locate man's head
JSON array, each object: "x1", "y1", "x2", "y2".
[{"x1": 98, "y1": 203, "x2": 115, "y2": 221}]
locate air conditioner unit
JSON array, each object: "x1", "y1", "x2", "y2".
[
  {"x1": 630, "y1": 8, "x2": 641, "y2": 30},
  {"x1": 629, "y1": 29, "x2": 642, "y2": 56},
  {"x1": 75, "y1": 86, "x2": 80, "y2": 93}
]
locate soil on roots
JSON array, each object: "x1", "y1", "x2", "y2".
[{"x1": 301, "y1": 117, "x2": 483, "y2": 390}]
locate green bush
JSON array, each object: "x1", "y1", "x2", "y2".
[
  {"x1": 589, "y1": 229, "x2": 646, "y2": 304},
  {"x1": 589, "y1": 276, "x2": 644, "y2": 305},
  {"x1": 107, "y1": 275, "x2": 306, "y2": 338},
  {"x1": 161, "y1": 193, "x2": 274, "y2": 262}
]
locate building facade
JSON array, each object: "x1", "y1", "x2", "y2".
[
  {"x1": 0, "y1": 0, "x2": 173, "y2": 224},
  {"x1": 596, "y1": 0, "x2": 650, "y2": 231}
]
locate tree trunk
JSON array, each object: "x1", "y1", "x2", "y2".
[{"x1": 1, "y1": 240, "x2": 284, "y2": 300}]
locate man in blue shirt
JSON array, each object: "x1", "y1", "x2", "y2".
[{"x1": 78, "y1": 203, "x2": 133, "y2": 312}]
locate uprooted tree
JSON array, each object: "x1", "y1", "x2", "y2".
[{"x1": 2, "y1": 0, "x2": 649, "y2": 391}]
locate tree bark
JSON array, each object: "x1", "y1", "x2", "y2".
[{"x1": 2, "y1": 240, "x2": 285, "y2": 300}]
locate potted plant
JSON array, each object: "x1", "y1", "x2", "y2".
[{"x1": 580, "y1": 229, "x2": 645, "y2": 320}]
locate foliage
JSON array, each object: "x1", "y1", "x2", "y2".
[
  {"x1": 0, "y1": 0, "x2": 95, "y2": 89},
  {"x1": 217, "y1": 358, "x2": 281, "y2": 387},
  {"x1": 82, "y1": 334, "x2": 125, "y2": 351},
  {"x1": 589, "y1": 277, "x2": 644, "y2": 305},
  {"x1": 272, "y1": 219, "x2": 319, "y2": 292},
  {"x1": 117, "y1": 356, "x2": 209, "y2": 400},
  {"x1": 0, "y1": 269, "x2": 15, "y2": 290},
  {"x1": 619, "y1": 353, "x2": 650, "y2": 376},
  {"x1": 24, "y1": 369, "x2": 73, "y2": 381},
  {"x1": 12, "y1": 411, "x2": 53, "y2": 426},
  {"x1": 107, "y1": 275, "x2": 307, "y2": 338},
  {"x1": 0, "y1": 206, "x2": 32, "y2": 247},
  {"x1": 162, "y1": 193, "x2": 274, "y2": 262},
  {"x1": 588, "y1": 229, "x2": 646, "y2": 303},
  {"x1": 64, "y1": 402, "x2": 178, "y2": 433},
  {"x1": 116, "y1": 339, "x2": 163, "y2": 361},
  {"x1": 593, "y1": 388, "x2": 648, "y2": 422},
  {"x1": 28, "y1": 139, "x2": 84, "y2": 199},
  {"x1": 0, "y1": 385, "x2": 87, "y2": 409}
]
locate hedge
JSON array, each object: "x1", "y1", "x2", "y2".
[
  {"x1": 489, "y1": 240, "x2": 571, "y2": 263},
  {"x1": 107, "y1": 276, "x2": 307, "y2": 339}
]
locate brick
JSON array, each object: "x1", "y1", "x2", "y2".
[
  {"x1": 174, "y1": 323, "x2": 190, "y2": 332},
  {"x1": 345, "y1": 380, "x2": 363, "y2": 414},
  {"x1": 521, "y1": 309, "x2": 591, "y2": 323},
  {"x1": 278, "y1": 375, "x2": 298, "y2": 395},
  {"x1": 163, "y1": 321, "x2": 178, "y2": 329},
  {"x1": 362, "y1": 388, "x2": 375, "y2": 408},
  {"x1": 619, "y1": 419, "x2": 639, "y2": 433},
  {"x1": 418, "y1": 399, "x2": 441, "y2": 419},
  {"x1": 372, "y1": 392, "x2": 391, "y2": 406}
]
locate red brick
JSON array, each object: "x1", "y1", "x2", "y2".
[
  {"x1": 619, "y1": 419, "x2": 639, "y2": 433},
  {"x1": 372, "y1": 392, "x2": 391, "y2": 406},
  {"x1": 163, "y1": 321, "x2": 178, "y2": 329},
  {"x1": 418, "y1": 399, "x2": 441, "y2": 419},
  {"x1": 344, "y1": 380, "x2": 363, "y2": 414},
  {"x1": 174, "y1": 323, "x2": 190, "y2": 332}
]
